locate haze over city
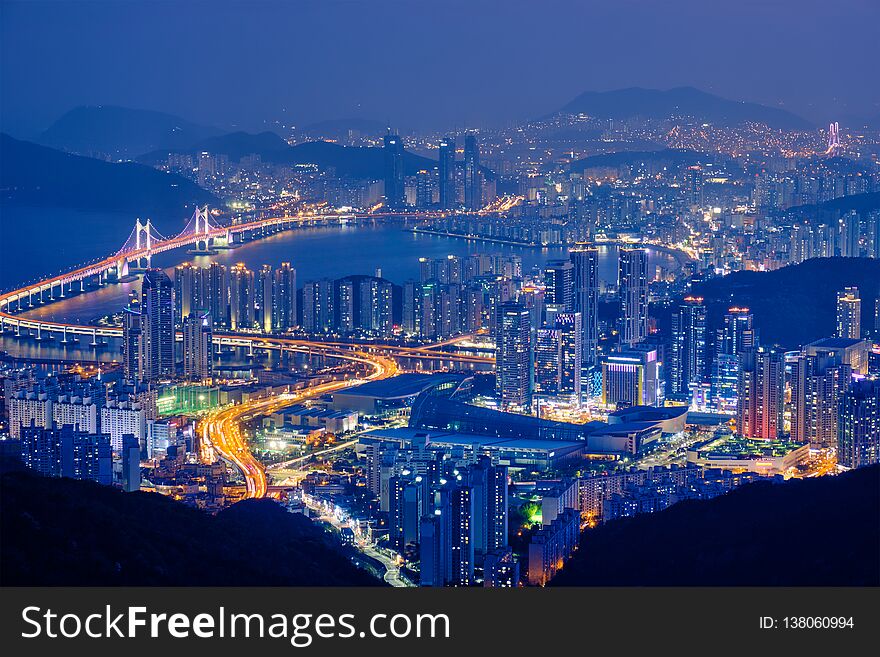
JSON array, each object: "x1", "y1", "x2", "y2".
[
  {"x1": 2, "y1": 0, "x2": 879, "y2": 137},
  {"x1": 1, "y1": 0, "x2": 878, "y2": 605}
]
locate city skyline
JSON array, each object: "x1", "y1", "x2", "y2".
[{"x1": 1, "y1": 0, "x2": 878, "y2": 596}]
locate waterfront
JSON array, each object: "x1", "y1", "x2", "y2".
[{"x1": 5, "y1": 220, "x2": 683, "y2": 329}]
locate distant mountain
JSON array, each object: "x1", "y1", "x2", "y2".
[
  {"x1": 556, "y1": 87, "x2": 811, "y2": 130},
  {"x1": 0, "y1": 133, "x2": 216, "y2": 218},
  {"x1": 783, "y1": 191, "x2": 880, "y2": 218},
  {"x1": 569, "y1": 148, "x2": 714, "y2": 172},
  {"x1": 38, "y1": 106, "x2": 222, "y2": 159},
  {"x1": 267, "y1": 140, "x2": 438, "y2": 179},
  {"x1": 551, "y1": 465, "x2": 879, "y2": 586},
  {"x1": 686, "y1": 257, "x2": 880, "y2": 349},
  {"x1": 1, "y1": 464, "x2": 380, "y2": 586},
  {"x1": 301, "y1": 118, "x2": 388, "y2": 138},
  {"x1": 139, "y1": 130, "x2": 290, "y2": 165}
]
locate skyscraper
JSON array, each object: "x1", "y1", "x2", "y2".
[
  {"x1": 790, "y1": 351, "x2": 851, "y2": 446},
  {"x1": 718, "y1": 307, "x2": 757, "y2": 356},
  {"x1": 338, "y1": 279, "x2": 356, "y2": 333},
  {"x1": 534, "y1": 328, "x2": 562, "y2": 396},
  {"x1": 618, "y1": 248, "x2": 648, "y2": 347},
  {"x1": 464, "y1": 135, "x2": 481, "y2": 210},
  {"x1": 416, "y1": 169, "x2": 432, "y2": 208},
  {"x1": 383, "y1": 133, "x2": 406, "y2": 209},
  {"x1": 438, "y1": 136, "x2": 456, "y2": 210},
  {"x1": 121, "y1": 305, "x2": 143, "y2": 382},
  {"x1": 140, "y1": 269, "x2": 174, "y2": 381},
  {"x1": 670, "y1": 296, "x2": 708, "y2": 401},
  {"x1": 228, "y1": 263, "x2": 255, "y2": 330},
  {"x1": 570, "y1": 245, "x2": 600, "y2": 367},
  {"x1": 837, "y1": 379, "x2": 880, "y2": 469},
  {"x1": 273, "y1": 262, "x2": 297, "y2": 331},
  {"x1": 359, "y1": 277, "x2": 393, "y2": 336},
  {"x1": 174, "y1": 262, "x2": 204, "y2": 325},
  {"x1": 601, "y1": 344, "x2": 663, "y2": 408},
  {"x1": 468, "y1": 457, "x2": 508, "y2": 561},
  {"x1": 496, "y1": 302, "x2": 532, "y2": 411},
  {"x1": 182, "y1": 311, "x2": 213, "y2": 383},
  {"x1": 206, "y1": 262, "x2": 229, "y2": 328},
  {"x1": 257, "y1": 264, "x2": 274, "y2": 333},
  {"x1": 543, "y1": 259, "x2": 574, "y2": 311},
  {"x1": 302, "y1": 279, "x2": 334, "y2": 333},
  {"x1": 836, "y1": 287, "x2": 861, "y2": 339},
  {"x1": 736, "y1": 347, "x2": 784, "y2": 439},
  {"x1": 555, "y1": 312, "x2": 582, "y2": 398}
]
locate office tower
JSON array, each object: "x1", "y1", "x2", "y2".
[
  {"x1": 790, "y1": 351, "x2": 851, "y2": 446},
  {"x1": 174, "y1": 262, "x2": 204, "y2": 325},
  {"x1": 555, "y1": 312, "x2": 582, "y2": 398},
  {"x1": 686, "y1": 166, "x2": 703, "y2": 207},
  {"x1": 496, "y1": 302, "x2": 533, "y2": 411},
  {"x1": 570, "y1": 245, "x2": 600, "y2": 367},
  {"x1": 464, "y1": 135, "x2": 481, "y2": 210},
  {"x1": 302, "y1": 279, "x2": 334, "y2": 333},
  {"x1": 669, "y1": 296, "x2": 708, "y2": 401},
  {"x1": 468, "y1": 457, "x2": 508, "y2": 561},
  {"x1": 601, "y1": 344, "x2": 663, "y2": 408},
  {"x1": 544, "y1": 259, "x2": 574, "y2": 311},
  {"x1": 836, "y1": 287, "x2": 861, "y2": 339},
  {"x1": 416, "y1": 169, "x2": 432, "y2": 208},
  {"x1": 534, "y1": 328, "x2": 562, "y2": 396},
  {"x1": 228, "y1": 263, "x2": 255, "y2": 330},
  {"x1": 438, "y1": 136, "x2": 456, "y2": 210},
  {"x1": 383, "y1": 134, "x2": 406, "y2": 209},
  {"x1": 272, "y1": 262, "x2": 297, "y2": 331},
  {"x1": 618, "y1": 248, "x2": 648, "y2": 347},
  {"x1": 206, "y1": 262, "x2": 229, "y2": 328},
  {"x1": 121, "y1": 306, "x2": 143, "y2": 382},
  {"x1": 837, "y1": 380, "x2": 880, "y2": 469},
  {"x1": 140, "y1": 269, "x2": 174, "y2": 381},
  {"x1": 718, "y1": 307, "x2": 756, "y2": 356},
  {"x1": 338, "y1": 279, "x2": 356, "y2": 333},
  {"x1": 736, "y1": 348, "x2": 784, "y2": 439},
  {"x1": 182, "y1": 311, "x2": 213, "y2": 383}
]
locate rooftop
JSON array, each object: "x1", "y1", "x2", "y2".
[{"x1": 334, "y1": 372, "x2": 470, "y2": 400}]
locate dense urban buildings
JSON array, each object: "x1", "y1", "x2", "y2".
[{"x1": 1, "y1": 10, "x2": 879, "y2": 593}]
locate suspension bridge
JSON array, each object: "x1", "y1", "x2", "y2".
[{"x1": 0, "y1": 207, "x2": 494, "y2": 367}]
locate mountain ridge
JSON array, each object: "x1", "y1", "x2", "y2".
[{"x1": 556, "y1": 86, "x2": 811, "y2": 130}]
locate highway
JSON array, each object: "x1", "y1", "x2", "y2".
[{"x1": 199, "y1": 349, "x2": 399, "y2": 498}]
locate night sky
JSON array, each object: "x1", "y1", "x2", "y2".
[{"x1": 1, "y1": 0, "x2": 878, "y2": 137}]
